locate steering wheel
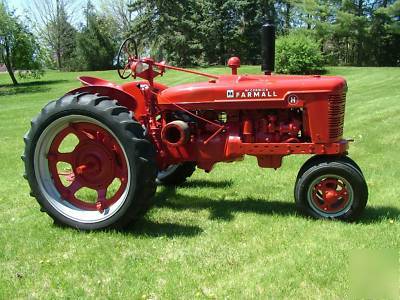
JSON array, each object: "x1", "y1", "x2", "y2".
[{"x1": 116, "y1": 37, "x2": 138, "y2": 79}]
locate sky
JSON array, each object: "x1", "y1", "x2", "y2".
[{"x1": 8, "y1": 0, "x2": 102, "y2": 26}]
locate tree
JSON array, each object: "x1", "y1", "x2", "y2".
[
  {"x1": 0, "y1": 2, "x2": 43, "y2": 85},
  {"x1": 30, "y1": 0, "x2": 76, "y2": 70},
  {"x1": 101, "y1": 0, "x2": 133, "y2": 36},
  {"x1": 14, "y1": 0, "x2": 397, "y2": 70},
  {"x1": 74, "y1": 1, "x2": 119, "y2": 70},
  {"x1": 128, "y1": 0, "x2": 277, "y2": 66},
  {"x1": 128, "y1": 0, "x2": 204, "y2": 66},
  {"x1": 367, "y1": 0, "x2": 400, "y2": 66}
]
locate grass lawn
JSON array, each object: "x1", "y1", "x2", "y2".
[{"x1": 0, "y1": 66, "x2": 399, "y2": 299}]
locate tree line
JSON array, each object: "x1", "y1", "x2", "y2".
[
  {"x1": 130, "y1": 0, "x2": 399, "y2": 67},
  {"x1": 0, "y1": 0, "x2": 399, "y2": 85}
]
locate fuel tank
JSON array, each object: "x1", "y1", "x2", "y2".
[{"x1": 157, "y1": 74, "x2": 347, "y2": 110}]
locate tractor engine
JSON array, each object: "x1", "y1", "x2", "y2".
[
  {"x1": 237, "y1": 110, "x2": 303, "y2": 143},
  {"x1": 159, "y1": 108, "x2": 307, "y2": 171},
  {"x1": 162, "y1": 109, "x2": 305, "y2": 144}
]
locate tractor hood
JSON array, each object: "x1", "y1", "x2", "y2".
[{"x1": 158, "y1": 74, "x2": 346, "y2": 107}]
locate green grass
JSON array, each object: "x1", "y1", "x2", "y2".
[{"x1": 0, "y1": 66, "x2": 399, "y2": 299}]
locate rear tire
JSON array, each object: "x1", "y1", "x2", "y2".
[
  {"x1": 22, "y1": 93, "x2": 157, "y2": 230},
  {"x1": 157, "y1": 162, "x2": 196, "y2": 186},
  {"x1": 295, "y1": 156, "x2": 368, "y2": 221}
]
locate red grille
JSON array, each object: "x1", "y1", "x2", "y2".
[{"x1": 328, "y1": 93, "x2": 346, "y2": 140}]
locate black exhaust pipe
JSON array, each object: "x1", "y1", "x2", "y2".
[{"x1": 261, "y1": 21, "x2": 275, "y2": 75}]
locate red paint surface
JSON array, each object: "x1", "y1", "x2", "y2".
[
  {"x1": 311, "y1": 177, "x2": 351, "y2": 213},
  {"x1": 48, "y1": 122, "x2": 128, "y2": 211},
  {"x1": 68, "y1": 58, "x2": 349, "y2": 171}
]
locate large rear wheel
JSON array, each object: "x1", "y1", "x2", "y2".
[{"x1": 22, "y1": 93, "x2": 157, "y2": 230}]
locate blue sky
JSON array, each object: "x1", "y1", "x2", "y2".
[{"x1": 8, "y1": 0, "x2": 101, "y2": 25}]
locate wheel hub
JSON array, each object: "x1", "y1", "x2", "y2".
[
  {"x1": 46, "y1": 121, "x2": 129, "y2": 212},
  {"x1": 324, "y1": 189, "x2": 339, "y2": 204},
  {"x1": 73, "y1": 141, "x2": 115, "y2": 188},
  {"x1": 309, "y1": 176, "x2": 352, "y2": 215}
]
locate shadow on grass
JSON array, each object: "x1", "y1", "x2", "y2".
[
  {"x1": 0, "y1": 80, "x2": 68, "y2": 96},
  {"x1": 121, "y1": 196, "x2": 400, "y2": 236},
  {"x1": 124, "y1": 219, "x2": 203, "y2": 237},
  {"x1": 153, "y1": 183, "x2": 296, "y2": 222},
  {"x1": 54, "y1": 179, "x2": 400, "y2": 236},
  {"x1": 153, "y1": 179, "x2": 400, "y2": 224},
  {"x1": 180, "y1": 179, "x2": 233, "y2": 189},
  {"x1": 357, "y1": 206, "x2": 400, "y2": 224}
]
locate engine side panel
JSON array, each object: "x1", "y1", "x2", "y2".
[{"x1": 157, "y1": 74, "x2": 346, "y2": 109}]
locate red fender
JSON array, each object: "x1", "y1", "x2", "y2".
[
  {"x1": 69, "y1": 76, "x2": 168, "y2": 120},
  {"x1": 68, "y1": 84, "x2": 147, "y2": 119}
]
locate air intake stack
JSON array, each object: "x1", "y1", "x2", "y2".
[{"x1": 261, "y1": 21, "x2": 275, "y2": 75}]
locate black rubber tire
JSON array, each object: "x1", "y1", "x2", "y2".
[
  {"x1": 296, "y1": 155, "x2": 364, "y2": 182},
  {"x1": 156, "y1": 162, "x2": 196, "y2": 186},
  {"x1": 294, "y1": 156, "x2": 368, "y2": 221},
  {"x1": 22, "y1": 92, "x2": 157, "y2": 230}
]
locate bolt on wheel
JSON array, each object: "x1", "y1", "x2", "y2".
[
  {"x1": 295, "y1": 155, "x2": 368, "y2": 220},
  {"x1": 35, "y1": 115, "x2": 131, "y2": 223},
  {"x1": 307, "y1": 175, "x2": 354, "y2": 218},
  {"x1": 23, "y1": 93, "x2": 156, "y2": 230}
]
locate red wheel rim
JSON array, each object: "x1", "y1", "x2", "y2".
[
  {"x1": 47, "y1": 122, "x2": 128, "y2": 212},
  {"x1": 308, "y1": 175, "x2": 353, "y2": 216}
]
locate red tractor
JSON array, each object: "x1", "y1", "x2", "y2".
[{"x1": 23, "y1": 23, "x2": 368, "y2": 230}]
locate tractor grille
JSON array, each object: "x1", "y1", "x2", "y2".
[{"x1": 328, "y1": 93, "x2": 346, "y2": 140}]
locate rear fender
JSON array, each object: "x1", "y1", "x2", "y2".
[{"x1": 67, "y1": 85, "x2": 147, "y2": 119}]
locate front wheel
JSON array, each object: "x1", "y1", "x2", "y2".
[
  {"x1": 294, "y1": 156, "x2": 368, "y2": 221},
  {"x1": 22, "y1": 93, "x2": 157, "y2": 230}
]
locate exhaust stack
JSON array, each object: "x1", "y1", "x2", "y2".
[{"x1": 261, "y1": 21, "x2": 275, "y2": 75}]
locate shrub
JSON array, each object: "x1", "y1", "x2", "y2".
[{"x1": 275, "y1": 31, "x2": 325, "y2": 74}]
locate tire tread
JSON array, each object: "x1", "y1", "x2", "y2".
[{"x1": 23, "y1": 92, "x2": 157, "y2": 230}]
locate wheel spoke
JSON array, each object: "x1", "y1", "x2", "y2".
[
  {"x1": 97, "y1": 189, "x2": 107, "y2": 202},
  {"x1": 320, "y1": 202, "x2": 331, "y2": 211},
  {"x1": 320, "y1": 179, "x2": 332, "y2": 191},
  {"x1": 48, "y1": 151, "x2": 74, "y2": 164},
  {"x1": 115, "y1": 165, "x2": 127, "y2": 183},
  {"x1": 68, "y1": 179, "x2": 83, "y2": 195},
  {"x1": 69, "y1": 123, "x2": 93, "y2": 142},
  {"x1": 336, "y1": 188, "x2": 348, "y2": 199},
  {"x1": 314, "y1": 191, "x2": 324, "y2": 202},
  {"x1": 95, "y1": 189, "x2": 108, "y2": 212},
  {"x1": 96, "y1": 131, "x2": 112, "y2": 147},
  {"x1": 60, "y1": 179, "x2": 82, "y2": 200},
  {"x1": 58, "y1": 152, "x2": 74, "y2": 164}
]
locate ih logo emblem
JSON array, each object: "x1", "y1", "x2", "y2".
[
  {"x1": 227, "y1": 90, "x2": 234, "y2": 98},
  {"x1": 288, "y1": 94, "x2": 298, "y2": 105}
]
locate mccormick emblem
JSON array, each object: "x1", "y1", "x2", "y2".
[{"x1": 226, "y1": 88, "x2": 277, "y2": 99}]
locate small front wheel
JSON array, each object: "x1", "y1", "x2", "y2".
[{"x1": 295, "y1": 156, "x2": 368, "y2": 220}]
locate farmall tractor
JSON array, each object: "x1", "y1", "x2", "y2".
[{"x1": 23, "y1": 23, "x2": 368, "y2": 230}]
